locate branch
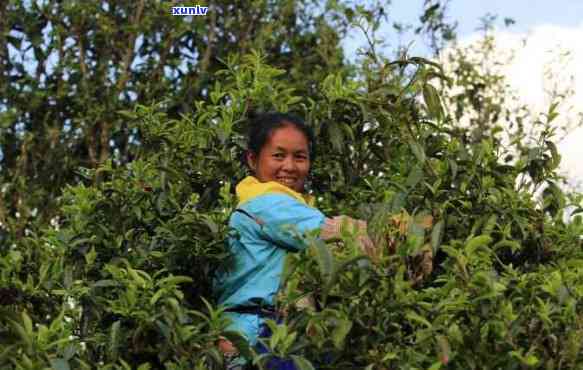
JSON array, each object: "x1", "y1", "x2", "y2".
[
  {"x1": 115, "y1": 0, "x2": 145, "y2": 92},
  {"x1": 0, "y1": 0, "x2": 8, "y2": 98},
  {"x1": 240, "y1": 6, "x2": 262, "y2": 54},
  {"x1": 76, "y1": 29, "x2": 87, "y2": 79},
  {"x1": 200, "y1": 1, "x2": 217, "y2": 78},
  {"x1": 97, "y1": 0, "x2": 145, "y2": 168}
]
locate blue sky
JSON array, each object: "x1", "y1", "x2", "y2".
[
  {"x1": 448, "y1": 0, "x2": 583, "y2": 35},
  {"x1": 344, "y1": 0, "x2": 583, "y2": 57},
  {"x1": 443, "y1": 0, "x2": 583, "y2": 35}
]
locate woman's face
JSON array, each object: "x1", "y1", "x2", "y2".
[{"x1": 247, "y1": 124, "x2": 311, "y2": 193}]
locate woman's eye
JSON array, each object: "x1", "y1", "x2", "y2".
[{"x1": 273, "y1": 153, "x2": 284, "y2": 159}]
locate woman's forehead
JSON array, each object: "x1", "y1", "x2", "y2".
[{"x1": 265, "y1": 125, "x2": 309, "y2": 150}]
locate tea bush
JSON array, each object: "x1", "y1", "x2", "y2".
[{"x1": 1, "y1": 51, "x2": 582, "y2": 369}]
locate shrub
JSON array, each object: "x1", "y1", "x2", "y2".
[{"x1": 1, "y1": 52, "x2": 582, "y2": 369}]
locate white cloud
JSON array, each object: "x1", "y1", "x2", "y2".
[{"x1": 454, "y1": 23, "x2": 583, "y2": 192}]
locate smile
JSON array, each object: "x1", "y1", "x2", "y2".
[{"x1": 276, "y1": 177, "x2": 297, "y2": 186}]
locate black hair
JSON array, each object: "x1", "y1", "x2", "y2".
[{"x1": 244, "y1": 112, "x2": 316, "y2": 168}]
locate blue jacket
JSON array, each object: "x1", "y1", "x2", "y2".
[{"x1": 214, "y1": 176, "x2": 325, "y2": 345}]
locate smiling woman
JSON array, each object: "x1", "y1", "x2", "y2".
[
  {"x1": 245, "y1": 115, "x2": 313, "y2": 193},
  {"x1": 213, "y1": 112, "x2": 374, "y2": 369}
]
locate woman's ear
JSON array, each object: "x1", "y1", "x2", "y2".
[{"x1": 246, "y1": 151, "x2": 257, "y2": 172}]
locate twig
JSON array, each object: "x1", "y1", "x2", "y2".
[{"x1": 200, "y1": 1, "x2": 217, "y2": 78}]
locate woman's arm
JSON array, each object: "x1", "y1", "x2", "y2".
[{"x1": 240, "y1": 193, "x2": 326, "y2": 251}]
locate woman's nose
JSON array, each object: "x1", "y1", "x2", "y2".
[{"x1": 282, "y1": 157, "x2": 297, "y2": 171}]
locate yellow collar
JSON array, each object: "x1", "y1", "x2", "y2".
[{"x1": 236, "y1": 176, "x2": 315, "y2": 207}]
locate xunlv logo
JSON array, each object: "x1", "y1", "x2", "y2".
[{"x1": 171, "y1": 6, "x2": 208, "y2": 16}]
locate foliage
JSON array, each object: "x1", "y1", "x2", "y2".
[
  {"x1": 0, "y1": 0, "x2": 349, "y2": 236},
  {"x1": 1, "y1": 1, "x2": 582, "y2": 369}
]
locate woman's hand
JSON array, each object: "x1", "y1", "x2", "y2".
[
  {"x1": 218, "y1": 337, "x2": 238, "y2": 355},
  {"x1": 320, "y1": 216, "x2": 366, "y2": 240},
  {"x1": 320, "y1": 216, "x2": 377, "y2": 259}
]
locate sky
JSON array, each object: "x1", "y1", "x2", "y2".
[{"x1": 344, "y1": 0, "x2": 583, "y2": 194}]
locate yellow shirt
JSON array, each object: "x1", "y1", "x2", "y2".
[{"x1": 236, "y1": 176, "x2": 316, "y2": 207}]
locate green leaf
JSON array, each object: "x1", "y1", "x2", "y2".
[
  {"x1": 407, "y1": 222, "x2": 426, "y2": 251},
  {"x1": 492, "y1": 240, "x2": 521, "y2": 253},
  {"x1": 447, "y1": 323, "x2": 463, "y2": 343},
  {"x1": 331, "y1": 318, "x2": 352, "y2": 349},
  {"x1": 391, "y1": 192, "x2": 407, "y2": 212},
  {"x1": 545, "y1": 140, "x2": 561, "y2": 170},
  {"x1": 63, "y1": 344, "x2": 76, "y2": 361},
  {"x1": 150, "y1": 289, "x2": 165, "y2": 306},
  {"x1": 46, "y1": 337, "x2": 71, "y2": 351},
  {"x1": 21, "y1": 311, "x2": 33, "y2": 336},
  {"x1": 410, "y1": 57, "x2": 446, "y2": 71},
  {"x1": 92, "y1": 280, "x2": 119, "y2": 288},
  {"x1": 268, "y1": 321, "x2": 284, "y2": 349},
  {"x1": 523, "y1": 355, "x2": 539, "y2": 366},
  {"x1": 84, "y1": 247, "x2": 97, "y2": 266},
  {"x1": 436, "y1": 335, "x2": 450, "y2": 365},
  {"x1": 117, "y1": 110, "x2": 137, "y2": 120},
  {"x1": 323, "y1": 255, "x2": 369, "y2": 301},
  {"x1": 50, "y1": 358, "x2": 71, "y2": 370},
  {"x1": 340, "y1": 121, "x2": 355, "y2": 142},
  {"x1": 109, "y1": 321, "x2": 121, "y2": 360},
  {"x1": 281, "y1": 331, "x2": 297, "y2": 353},
  {"x1": 449, "y1": 159, "x2": 458, "y2": 180},
  {"x1": 546, "y1": 101, "x2": 560, "y2": 123},
  {"x1": 409, "y1": 142, "x2": 426, "y2": 163},
  {"x1": 281, "y1": 254, "x2": 298, "y2": 285},
  {"x1": 543, "y1": 181, "x2": 564, "y2": 217},
  {"x1": 290, "y1": 355, "x2": 316, "y2": 370},
  {"x1": 431, "y1": 220, "x2": 445, "y2": 253},
  {"x1": 63, "y1": 266, "x2": 73, "y2": 289},
  {"x1": 127, "y1": 267, "x2": 147, "y2": 287},
  {"x1": 10, "y1": 320, "x2": 33, "y2": 353},
  {"x1": 510, "y1": 351, "x2": 540, "y2": 367},
  {"x1": 406, "y1": 310, "x2": 432, "y2": 328},
  {"x1": 203, "y1": 347, "x2": 224, "y2": 366},
  {"x1": 465, "y1": 235, "x2": 492, "y2": 254},
  {"x1": 7, "y1": 35, "x2": 22, "y2": 49},
  {"x1": 70, "y1": 237, "x2": 95, "y2": 248},
  {"x1": 328, "y1": 121, "x2": 345, "y2": 152},
  {"x1": 428, "y1": 362, "x2": 443, "y2": 370},
  {"x1": 37, "y1": 262, "x2": 50, "y2": 288},
  {"x1": 482, "y1": 214, "x2": 497, "y2": 235},
  {"x1": 423, "y1": 83, "x2": 444, "y2": 121},
  {"x1": 0, "y1": 345, "x2": 16, "y2": 361},
  {"x1": 311, "y1": 238, "x2": 334, "y2": 284},
  {"x1": 405, "y1": 164, "x2": 424, "y2": 189},
  {"x1": 527, "y1": 147, "x2": 540, "y2": 162},
  {"x1": 158, "y1": 275, "x2": 194, "y2": 287},
  {"x1": 155, "y1": 320, "x2": 171, "y2": 340},
  {"x1": 201, "y1": 216, "x2": 219, "y2": 234}
]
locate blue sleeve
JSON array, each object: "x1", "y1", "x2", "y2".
[{"x1": 242, "y1": 194, "x2": 326, "y2": 251}]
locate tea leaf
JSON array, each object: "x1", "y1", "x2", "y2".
[
  {"x1": 291, "y1": 355, "x2": 316, "y2": 370},
  {"x1": 431, "y1": 220, "x2": 445, "y2": 253}
]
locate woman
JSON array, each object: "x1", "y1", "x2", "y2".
[{"x1": 214, "y1": 112, "x2": 372, "y2": 369}]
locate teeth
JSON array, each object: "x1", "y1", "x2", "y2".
[{"x1": 277, "y1": 177, "x2": 295, "y2": 185}]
